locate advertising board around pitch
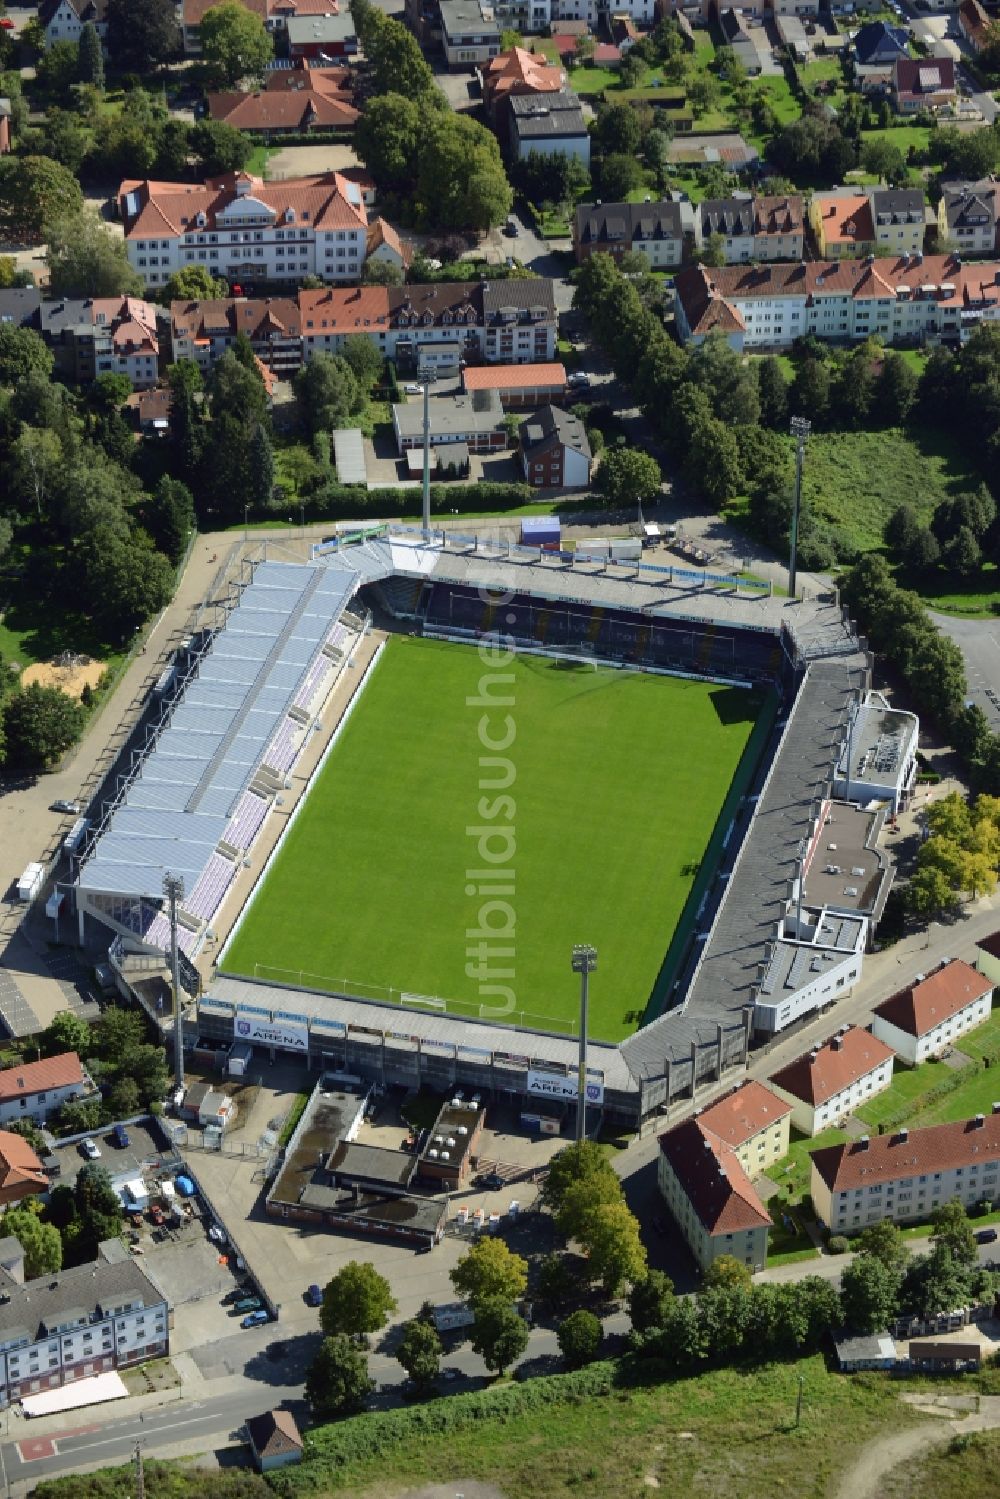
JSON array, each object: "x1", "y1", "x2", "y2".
[{"x1": 527, "y1": 1069, "x2": 604, "y2": 1106}]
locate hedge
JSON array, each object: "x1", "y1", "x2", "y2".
[
  {"x1": 297, "y1": 479, "x2": 537, "y2": 522},
  {"x1": 269, "y1": 1358, "x2": 673, "y2": 1494}
]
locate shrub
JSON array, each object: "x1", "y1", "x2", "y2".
[{"x1": 828, "y1": 1236, "x2": 849, "y2": 1255}]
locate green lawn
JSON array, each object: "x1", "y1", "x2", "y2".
[
  {"x1": 766, "y1": 1126, "x2": 850, "y2": 1208},
  {"x1": 802, "y1": 428, "x2": 981, "y2": 554},
  {"x1": 855, "y1": 1011, "x2": 1000, "y2": 1130},
  {"x1": 916, "y1": 564, "x2": 1000, "y2": 619},
  {"x1": 882, "y1": 1429, "x2": 1000, "y2": 1499},
  {"x1": 565, "y1": 63, "x2": 619, "y2": 93},
  {"x1": 860, "y1": 124, "x2": 934, "y2": 155},
  {"x1": 221, "y1": 636, "x2": 766, "y2": 1041},
  {"x1": 854, "y1": 1058, "x2": 953, "y2": 1129},
  {"x1": 245, "y1": 143, "x2": 274, "y2": 177},
  {"x1": 271, "y1": 1355, "x2": 930, "y2": 1499}
]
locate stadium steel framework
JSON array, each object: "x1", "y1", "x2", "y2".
[{"x1": 73, "y1": 527, "x2": 877, "y2": 1127}]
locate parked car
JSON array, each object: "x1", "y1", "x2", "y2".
[
  {"x1": 476, "y1": 1172, "x2": 504, "y2": 1190},
  {"x1": 504, "y1": 220, "x2": 519, "y2": 238},
  {"x1": 306, "y1": 1284, "x2": 323, "y2": 1307},
  {"x1": 222, "y1": 1287, "x2": 248, "y2": 1305},
  {"x1": 233, "y1": 1296, "x2": 262, "y2": 1314},
  {"x1": 111, "y1": 1124, "x2": 130, "y2": 1149},
  {"x1": 567, "y1": 372, "x2": 591, "y2": 389},
  {"x1": 441, "y1": 1366, "x2": 461, "y2": 1381},
  {"x1": 80, "y1": 1138, "x2": 101, "y2": 1160},
  {"x1": 241, "y1": 1310, "x2": 270, "y2": 1328},
  {"x1": 404, "y1": 383, "x2": 421, "y2": 395},
  {"x1": 51, "y1": 799, "x2": 81, "y2": 814},
  {"x1": 976, "y1": 1228, "x2": 998, "y2": 1244}
]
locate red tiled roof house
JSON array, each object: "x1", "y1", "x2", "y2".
[
  {"x1": 657, "y1": 1081, "x2": 792, "y2": 1273},
  {"x1": 0, "y1": 1053, "x2": 91, "y2": 1127},
  {"x1": 0, "y1": 1132, "x2": 48, "y2": 1208},
  {"x1": 871, "y1": 958, "x2": 993, "y2": 1066},
  {"x1": 811, "y1": 1113, "x2": 1000, "y2": 1234},
  {"x1": 769, "y1": 1025, "x2": 894, "y2": 1136}
]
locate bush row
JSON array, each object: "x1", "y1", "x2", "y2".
[{"x1": 269, "y1": 480, "x2": 537, "y2": 525}]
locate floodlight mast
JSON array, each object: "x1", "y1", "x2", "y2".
[
  {"x1": 163, "y1": 872, "x2": 185, "y2": 1092},
  {"x1": 571, "y1": 945, "x2": 597, "y2": 1144},
  {"x1": 788, "y1": 416, "x2": 811, "y2": 599},
  {"x1": 417, "y1": 367, "x2": 437, "y2": 541}
]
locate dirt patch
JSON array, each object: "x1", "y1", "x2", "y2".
[
  {"x1": 267, "y1": 143, "x2": 361, "y2": 178},
  {"x1": 22, "y1": 655, "x2": 106, "y2": 699}
]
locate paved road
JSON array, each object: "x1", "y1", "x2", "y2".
[{"x1": 931, "y1": 611, "x2": 1000, "y2": 731}]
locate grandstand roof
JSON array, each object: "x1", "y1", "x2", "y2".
[{"x1": 78, "y1": 559, "x2": 361, "y2": 901}]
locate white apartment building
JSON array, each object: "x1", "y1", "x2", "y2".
[
  {"x1": 811, "y1": 1113, "x2": 1000, "y2": 1234},
  {"x1": 119, "y1": 171, "x2": 368, "y2": 289},
  {"x1": 872, "y1": 959, "x2": 993, "y2": 1067},
  {"x1": 769, "y1": 1026, "x2": 895, "y2": 1137},
  {"x1": 39, "y1": 0, "x2": 107, "y2": 50},
  {"x1": 673, "y1": 253, "x2": 1000, "y2": 351},
  {"x1": 0, "y1": 1053, "x2": 93, "y2": 1127},
  {"x1": 0, "y1": 1258, "x2": 168, "y2": 1408}
]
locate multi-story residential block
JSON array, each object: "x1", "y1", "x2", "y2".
[
  {"x1": 509, "y1": 91, "x2": 590, "y2": 164},
  {"x1": 811, "y1": 1113, "x2": 1000, "y2": 1234},
  {"x1": 695, "y1": 1080, "x2": 793, "y2": 1179},
  {"x1": 519, "y1": 403, "x2": 591, "y2": 487},
  {"x1": 481, "y1": 279, "x2": 557, "y2": 363},
  {"x1": 573, "y1": 198, "x2": 691, "y2": 269},
  {"x1": 938, "y1": 179, "x2": 999, "y2": 257},
  {"x1": 119, "y1": 170, "x2": 368, "y2": 289},
  {"x1": 810, "y1": 192, "x2": 875, "y2": 259},
  {"x1": 38, "y1": 296, "x2": 160, "y2": 389},
  {"x1": 751, "y1": 194, "x2": 805, "y2": 260},
  {"x1": 39, "y1": 0, "x2": 107, "y2": 50},
  {"x1": 439, "y1": 0, "x2": 501, "y2": 68},
  {"x1": 0, "y1": 1053, "x2": 93, "y2": 1127},
  {"x1": 976, "y1": 930, "x2": 1000, "y2": 988},
  {"x1": 871, "y1": 187, "x2": 926, "y2": 256},
  {"x1": 673, "y1": 253, "x2": 1000, "y2": 351},
  {"x1": 207, "y1": 66, "x2": 359, "y2": 137},
  {"x1": 0, "y1": 287, "x2": 42, "y2": 329},
  {"x1": 871, "y1": 959, "x2": 993, "y2": 1066},
  {"x1": 699, "y1": 193, "x2": 805, "y2": 263},
  {"x1": 390, "y1": 282, "x2": 487, "y2": 371},
  {"x1": 769, "y1": 1026, "x2": 895, "y2": 1137},
  {"x1": 492, "y1": 0, "x2": 553, "y2": 33},
  {"x1": 0, "y1": 1257, "x2": 168, "y2": 1408},
  {"x1": 893, "y1": 57, "x2": 955, "y2": 114},
  {"x1": 171, "y1": 295, "x2": 303, "y2": 376}
]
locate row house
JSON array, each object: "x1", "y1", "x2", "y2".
[
  {"x1": 657, "y1": 1083, "x2": 792, "y2": 1274},
  {"x1": 490, "y1": 0, "x2": 653, "y2": 34},
  {"x1": 119, "y1": 169, "x2": 368, "y2": 289},
  {"x1": 769, "y1": 1026, "x2": 894, "y2": 1137},
  {"x1": 0, "y1": 1053, "x2": 95, "y2": 1128},
  {"x1": 938, "y1": 179, "x2": 999, "y2": 257},
  {"x1": 871, "y1": 958, "x2": 993, "y2": 1067},
  {"x1": 812, "y1": 188, "x2": 925, "y2": 260},
  {"x1": 811, "y1": 1113, "x2": 1000, "y2": 1235},
  {"x1": 673, "y1": 253, "x2": 1000, "y2": 352},
  {"x1": 700, "y1": 193, "x2": 805, "y2": 263},
  {"x1": 0, "y1": 1257, "x2": 168, "y2": 1409},
  {"x1": 38, "y1": 296, "x2": 160, "y2": 390},
  {"x1": 573, "y1": 198, "x2": 694, "y2": 270},
  {"x1": 170, "y1": 279, "x2": 558, "y2": 373}
]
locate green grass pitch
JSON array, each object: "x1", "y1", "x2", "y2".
[{"x1": 221, "y1": 637, "x2": 767, "y2": 1043}]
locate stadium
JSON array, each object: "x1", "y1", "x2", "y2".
[{"x1": 70, "y1": 526, "x2": 906, "y2": 1128}]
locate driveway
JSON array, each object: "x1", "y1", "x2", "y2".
[{"x1": 930, "y1": 610, "x2": 1000, "y2": 729}]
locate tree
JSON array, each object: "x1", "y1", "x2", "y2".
[
  {"x1": 557, "y1": 1308, "x2": 602, "y2": 1369},
  {"x1": 106, "y1": 0, "x2": 180, "y2": 71},
  {"x1": 593, "y1": 101, "x2": 642, "y2": 158},
  {"x1": 875, "y1": 350, "x2": 917, "y2": 427},
  {"x1": 596, "y1": 447, "x2": 661, "y2": 510},
  {"x1": 686, "y1": 418, "x2": 743, "y2": 508},
  {"x1": 305, "y1": 1334, "x2": 374, "y2": 1416},
  {"x1": 75, "y1": 1162, "x2": 121, "y2": 1221},
  {"x1": 2, "y1": 1206, "x2": 61, "y2": 1279},
  {"x1": 0, "y1": 324, "x2": 53, "y2": 387},
  {"x1": 576, "y1": 1200, "x2": 647, "y2": 1296},
  {"x1": 0, "y1": 155, "x2": 82, "y2": 242},
  {"x1": 543, "y1": 1141, "x2": 621, "y2": 1216},
  {"x1": 4, "y1": 683, "x2": 85, "y2": 769},
  {"x1": 144, "y1": 477, "x2": 195, "y2": 564},
  {"x1": 931, "y1": 1199, "x2": 978, "y2": 1267},
  {"x1": 451, "y1": 1236, "x2": 528, "y2": 1307},
  {"x1": 861, "y1": 138, "x2": 906, "y2": 185},
  {"x1": 362, "y1": 257, "x2": 404, "y2": 287},
  {"x1": 360, "y1": 10, "x2": 436, "y2": 99},
  {"x1": 557, "y1": 1174, "x2": 623, "y2": 1243},
  {"x1": 320, "y1": 1261, "x2": 397, "y2": 1339},
  {"x1": 688, "y1": 72, "x2": 721, "y2": 118},
  {"x1": 46, "y1": 210, "x2": 144, "y2": 298},
  {"x1": 40, "y1": 1010, "x2": 92, "y2": 1059},
  {"x1": 703, "y1": 1254, "x2": 753, "y2": 1292},
  {"x1": 355, "y1": 93, "x2": 424, "y2": 193},
  {"x1": 470, "y1": 1297, "x2": 529, "y2": 1376},
  {"x1": 756, "y1": 355, "x2": 789, "y2": 430},
  {"x1": 161, "y1": 265, "x2": 229, "y2": 305},
  {"x1": 295, "y1": 353, "x2": 362, "y2": 438},
  {"x1": 190, "y1": 118, "x2": 252, "y2": 177},
  {"x1": 767, "y1": 111, "x2": 856, "y2": 182},
  {"x1": 341, "y1": 335, "x2": 384, "y2": 393},
  {"x1": 78, "y1": 21, "x2": 104, "y2": 89},
  {"x1": 199, "y1": 1, "x2": 272, "y2": 87},
  {"x1": 901, "y1": 1243, "x2": 974, "y2": 1321},
  {"x1": 247, "y1": 422, "x2": 275, "y2": 513},
  {"x1": 74, "y1": 524, "x2": 175, "y2": 641},
  {"x1": 416, "y1": 113, "x2": 513, "y2": 232},
  {"x1": 35, "y1": 40, "x2": 80, "y2": 105},
  {"x1": 537, "y1": 1251, "x2": 575, "y2": 1307},
  {"x1": 791, "y1": 357, "x2": 830, "y2": 427},
  {"x1": 689, "y1": 333, "x2": 760, "y2": 426},
  {"x1": 395, "y1": 1317, "x2": 442, "y2": 1391},
  {"x1": 839, "y1": 1253, "x2": 899, "y2": 1334},
  {"x1": 597, "y1": 153, "x2": 643, "y2": 202},
  {"x1": 857, "y1": 1220, "x2": 909, "y2": 1278},
  {"x1": 627, "y1": 1269, "x2": 675, "y2": 1334}
]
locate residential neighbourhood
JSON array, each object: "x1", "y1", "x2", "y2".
[{"x1": 7, "y1": 0, "x2": 1000, "y2": 1490}]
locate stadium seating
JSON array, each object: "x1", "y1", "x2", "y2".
[
  {"x1": 224, "y1": 790, "x2": 269, "y2": 853},
  {"x1": 184, "y1": 850, "x2": 237, "y2": 922}
]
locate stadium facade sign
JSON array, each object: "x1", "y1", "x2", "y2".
[
  {"x1": 234, "y1": 1010, "x2": 308, "y2": 1050},
  {"x1": 527, "y1": 1069, "x2": 605, "y2": 1106}
]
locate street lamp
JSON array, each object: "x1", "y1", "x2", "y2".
[
  {"x1": 416, "y1": 366, "x2": 437, "y2": 541},
  {"x1": 163, "y1": 872, "x2": 185, "y2": 1093},
  {"x1": 788, "y1": 416, "x2": 811, "y2": 600},
  {"x1": 572, "y1": 945, "x2": 597, "y2": 1144}
]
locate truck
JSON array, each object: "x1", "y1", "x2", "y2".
[
  {"x1": 17, "y1": 863, "x2": 45, "y2": 903},
  {"x1": 63, "y1": 817, "x2": 89, "y2": 854}
]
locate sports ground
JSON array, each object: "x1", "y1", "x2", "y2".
[{"x1": 221, "y1": 636, "x2": 769, "y2": 1042}]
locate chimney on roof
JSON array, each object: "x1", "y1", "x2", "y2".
[
  {"x1": 993, "y1": 1102, "x2": 1000, "y2": 1115},
  {"x1": 831, "y1": 1035, "x2": 843, "y2": 1051},
  {"x1": 859, "y1": 1135, "x2": 869, "y2": 1150},
  {"x1": 975, "y1": 1114, "x2": 986, "y2": 1128},
  {"x1": 898, "y1": 1126, "x2": 908, "y2": 1142}
]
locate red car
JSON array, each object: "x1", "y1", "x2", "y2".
[
  {"x1": 0, "y1": 20, "x2": 14, "y2": 29},
  {"x1": 148, "y1": 1204, "x2": 165, "y2": 1226}
]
